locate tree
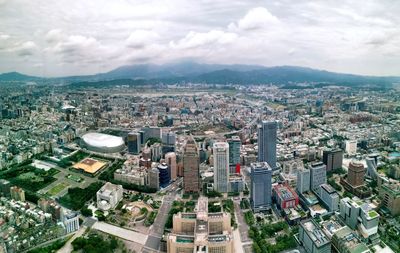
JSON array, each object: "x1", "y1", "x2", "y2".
[{"x1": 81, "y1": 206, "x2": 92, "y2": 217}]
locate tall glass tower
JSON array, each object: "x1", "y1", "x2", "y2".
[{"x1": 257, "y1": 121, "x2": 277, "y2": 169}]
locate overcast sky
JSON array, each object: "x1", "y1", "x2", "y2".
[{"x1": 0, "y1": 0, "x2": 399, "y2": 77}]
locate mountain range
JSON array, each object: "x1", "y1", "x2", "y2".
[{"x1": 1, "y1": 61, "x2": 399, "y2": 87}]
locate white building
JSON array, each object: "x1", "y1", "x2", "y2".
[
  {"x1": 297, "y1": 168, "x2": 310, "y2": 194},
  {"x1": 345, "y1": 140, "x2": 357, "y2": 156},
  {"x1": 63, "y1": 210, "x2": 80, "y2": 233},
  {"x1": 309, "y1": 162, "x2": 327, "y2": 192},
  {"x1": 319, "y1": 184, "x2": 339, "y2": 212},
  {"x1": 97, "y1": 182, "x2": 123, "y2": 211},
  {"x1": 213, "y1": 142, "x2": 229, "y2": 193}
]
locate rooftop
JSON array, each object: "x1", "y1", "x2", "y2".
[{"x1": 301, "y1": 219, "x2": 330, "y2": 247}]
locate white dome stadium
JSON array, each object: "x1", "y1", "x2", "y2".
[{"x1": 81, "y1": 132, "x2": 125, "y2": 153}]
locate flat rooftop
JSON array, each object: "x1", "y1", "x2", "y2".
[
  {"x1": 73, "y1": 158, "x2": 106, "y2": 174},
  {"x1": 301, "y1": 220, "x2": 330, "y2": 247}
]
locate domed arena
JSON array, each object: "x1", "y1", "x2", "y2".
[{"x1": 81, "y1": 132, "x2": 125, "y2": 153}]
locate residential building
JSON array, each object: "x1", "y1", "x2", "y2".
[
  {"x1": 257, "y1": 121, "x2": 277, "y2": 169},
  {"x1": 148, "y1": 167, "x2": 160, "y2": 190},
  {"x1": 183, "y1": 139, "x2": 200, "y2": 193},
  {"x1": 213, "y1": 142, "x2": 229, "y2": 193},
  {"x1": 10, "y1": 186, "x2": 25, "y2": 202},
  {"x1": 250, "y1": 162, "x2": 272, "y2": 212},
  {"x1": 167, "y1": 197, "x2": 234, "y2": 253},
  {"x1": 345, "y1": 140, "x2": 358, "y2": 156},
  {"x1": 96, "y1": 182, "x2": 123, "y2": 211},
  {"x1": 299, "y1": 219, "x2": 331, "y2": 253}
]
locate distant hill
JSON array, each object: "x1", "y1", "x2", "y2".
[
  {"x1": 0, "y1": 71, "x2": 41, "y2": 81},
  {"x1": 1, "y1": 62, "x2": 400, "y2": 87}
]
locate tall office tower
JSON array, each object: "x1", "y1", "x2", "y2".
[
  {"x1": 157, "y1": 162, "x2": 171, "y2": 188},
  {"x1": 347, "y1": 161, "x2": 365, "y2": 188},
  {"x1": 257, "y1": 121, "x2": 277, "y2": 169},
  {"x1": 213, "y1": 142, "x2": 230, "y2": 193},
  {"x1": 183, "y1": 139, "x2": 200, "y2": 193},
  {"x1": 127, "y1": 132, "x2": 141, "y2": 154},
  {"x1": 250, "y1": 162, "x2": 273, "y2": 212},
  {"x1": 309, "y1": 162, "x2": 327, "y2": 191},
  {"x1": 322, "y1": 149, "x2": 343, "y2": 172},
  {"x1": 148, "y1": 167, "x2": 160, "y2": 190},
  {"x1": 366, "y1": 154, "x2": 379, "y2": 180},
  {"x1": 165, "y1": 152, "x2": 177, "y2": 180},
  {"x1": 228, "y1": 136, "x2": 241, "y2": 167},
  {"x1": 142, "y1": 126, "x2": 161, "y2": 142},
  {"x1": 167, "y1": 197, "x2": 234, "y2": 253},
  {"x1": 162, "y1": 131, "x2": 176, "y2": 146},
  {"x1": 297, "y1": 168, "x2": 311, "y2": 194}
]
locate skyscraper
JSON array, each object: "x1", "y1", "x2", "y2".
[
  {"x1": 183, "y1": 139, "x2": 200, "y2": 193},
  {"x1": 322, "y1": 149, "x2": 343, "y2": 172},
  {"x1": 297, "y1": 168, "x2": 310, "y2": 194},
  {"x1": 257, "y1": 121, "x2": 277, "y2": 169},
  {"x1": 228, "y1": 136, "x2": 241, "y2": 166},
  {"x1": 127, "y1": 132, "x2": 141, "y2": 154},
  {"x1": 250, "y1": 162, "x2": 272, "y2": 212},
  {"x1": 165, "y1": 152, "x2": 177, "y2": 181},
  {"x1": 213, "y1": 142, "x2": 229, "y2": 193}
]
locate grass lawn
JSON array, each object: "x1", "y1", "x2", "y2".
[{"x1": 48, "y1": 182, "x2": 70, "y2": 196}]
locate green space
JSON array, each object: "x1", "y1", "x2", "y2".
[
  {"x1": 72, "y1": 231, "x2": 126, "y2": 253},
  {"x1": 66, "y1": 174, "x2": 83, "y2": 183},
  {"x1": 27, "y1": 236, "x2": 71, "y2": 253},
  {"x1": 244, "y1": 211, "x2": 255, "y2": 226},
  {"x1": 0, "y1": 165, "x2": 58, "y2": 192},
  {"x1": 58, "y1": 150, "x2": 90, "y2": 168},
  {"x1": 144, "y1": 211, "x2": 157, "y2": 226},
  {"x1": 208, "y1": 199, "x2": 236, "y2": 228},
  {"x1": 47, "y1": 182, "x2": 69, "y2": 196},
  {"x1": 165, "y1": 201, "x2": 197, "y2": 229},
  {"x1": 58, "y1": 182, "x2": 103, "y2": 210},
  {"x1": 240, "y1": 198, "x2": 251, "y2": 209},
  {"x1": 247, "y1": 221, "x2": 297, "y2": 253}
]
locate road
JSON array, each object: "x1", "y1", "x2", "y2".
[
  {"x1": 57, "y1": 226, "x2": 86, "y2": 253},
  {"x1": 234, "y1": 200, "x2": 251, "y2": 243},
  {"x1": 142, "y1": 184, "x2": 179, "y2": 252}
]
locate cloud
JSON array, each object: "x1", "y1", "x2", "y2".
[
  {"x1": 229, "y1": 7, "x2": 279, "y2": 31},
  {"x1": 15, "y1": 41, "x2": 37, "y2": 56},
  {"x1": 45, "y1": 29, "x2": 64, "y2": 43},
  {"x1": 126, "y1": 30, "x2": 159, "y2": 49},
  {"x1": 169, "y1": 30, "x2": 238, "y2": 49}
]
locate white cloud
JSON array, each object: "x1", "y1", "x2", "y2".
[
  {"x1": 126, "y1": 30, "x2": 159, "y2": 49},
  {"x1": 45, "y1": 29, "x2": 64, "y2": 43},
  {"x1": 14, "y1": 41, "x2": 37, "y2": 56},
  {"x1": 229, "y1": 7, "x2": 279, "y2": 31},
  {"x1": 170, "y1": 30, "x2": 238, "y2": 49}
]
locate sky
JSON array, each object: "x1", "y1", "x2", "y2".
[{"x1": 0, "y1": 0, "x2": 399, "y2": 77}]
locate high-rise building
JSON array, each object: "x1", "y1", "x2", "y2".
[
  {"x1": 213, "y1": 142, "x2": 229, "y2": 193},
  {"x1": 319, "y1": 184, "x2": 339, "y2": 212},
  {"x1": 322, "y1": 149, "x2": 343, "y2": 172},
  {"x1": 347, "y1": 161, "x2": 365, "y2": 188},
  {"x1": 167, "y1": 197, "x2": 234, "y2": 253},
  {"x1": 273, "y1": 184, "x2": 299, "y2": 209},
  {"x1": 365, "y1": 154, "x2": 379, "y2": 180},
  {"x1": 332, "y1": 226, "x2": 370, "y2": 253},
  {"x1": 157, "y1": 162, "x2": 171, "y2": 188},
  {"x1": 345, "y1": 140, "x2": 358, "y2": 156},
  {"x1": 299, "y1": 219, "x2": 331, "y2": 253},
  {"x1": 297, "y1": 168, "x2": 310, "y2": 194},
  {"x1": 228, "y1": 136, "x2": 241, "y2": 166},
  {"x1": 379, "y1": 179, "x2": 400, "y2": 216},
  {"x1": 127, "y1": 132, "x2": 141, "y2": 154},
  {"x1": 63, "y1": 210, "x2": 80, "y2": 234},
  {"x1": 148, "y1": 167, "x2": 160, "y2": 190},
  {"x1": 165, "y1": 152, "x2": 177, "y2": 181},
  {"x1": 0, "y1": 179, "x2": 11, "y2": 197},
  {"x1": 257, "y1": 121, "x2": 277, "y2": 169},
  {"x1": 162, "y1": 131, "x2": 176, "y2": 146},
  {"x1": 309, "y1": 162, "x2": 327, "y2": 191},
  {"x1": 142, "y1": 126, "x2": 161, "y2": 142},
  {"x1": 250, "y1": 162, "x2": 272, "y2": 212},
  {"x1": 183, "y1": 139, "x2": 200, "y2": 193}
]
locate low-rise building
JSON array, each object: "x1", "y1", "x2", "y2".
[
  {"x1": 299, "y1": 219, "x2": 331, "y2": 253},
  {"x1": 96, "y1": 182, "x2": 123, "y2": 211}
]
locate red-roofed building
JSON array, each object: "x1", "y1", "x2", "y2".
[{"x1": 273, "y1": 184, "x2": 299, "y2": 209}]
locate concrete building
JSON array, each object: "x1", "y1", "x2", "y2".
[
  {"x1": 142, "y1": 126, "x2": 161, "y2": 142},
  {"x1": 345, "y1": 140, "x2": 358, "y2": 156},
  {"x1": 347, "y1": 161, "x2": 365, "y2": 188},
  {"x1": 165, "y1": 152, "x2": 177, "y2": 181},
  {"x1": 162, "y1": 131, "x2": 176, "y2": 146},
  {"x1": 127, "y1": 132, "x2": 141, "y2": 154},
  {"x1": 379, "y1": 179, "x2": 400, "y2": 216},
  {"x1": 339, "y1": 197, "x2": 380, "y2": 239},
  {"x1": 228, "y1": 136, "x2": 241, "y2": 166},
  {"x1": 319, "y1": 184, "x2": 339, "y2": 212},
  {"x1": 0, "y1": 179, "x2": 11, "y2": 197},
  {"x1": 63, "y1": 211, "x2": 80, "y2": 234},
  {"x1": 213, "y1": 142, "x2": 229, "y2": 193},
  {"x1": 257, "y1": 121, "x2": 277, "y2": 169},
  {"x1": 365, "y1": 154, "x2": 379, "y2": 180},
  {"x1": 273, "y1": 184, "x2": 299, "y2": 209},
  {"x1": 148, "y1": 167, "x2": 160, "y2": 190},
  {"x1": 309, "y1": 162, "x2": 327, "y2": 191},
  {"x1": 297, "y1": 168, "x2": 311, "y2": 194},
  {"x1": 183, "y1": 139, "x2": 200, "y2": 193},
  {"x1": 299, "y1": 219, "x2": 331, "y2": 253},
  {"x1": 167, "y1": 197, "x2": 234, "y2": 253},
  {"x1": 332, "y1": 226, "x2": 370, "y2": 253},
  {"x1": 10, "y1": 186, "x2": 25, "y2": 202},
  {"x1": 322, "y1": 149, "x2": 343, "y2": 172},
  {"x1": 250, "y1": 162, "x2": 272, "y2": 212},
  {"x1": 96, "y1": 182, "x2": 123, "y2": 211}
]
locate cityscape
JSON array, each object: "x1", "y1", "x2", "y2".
[{"x1": 1, "y1": 1, "x2": 400, "y2": 253}]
